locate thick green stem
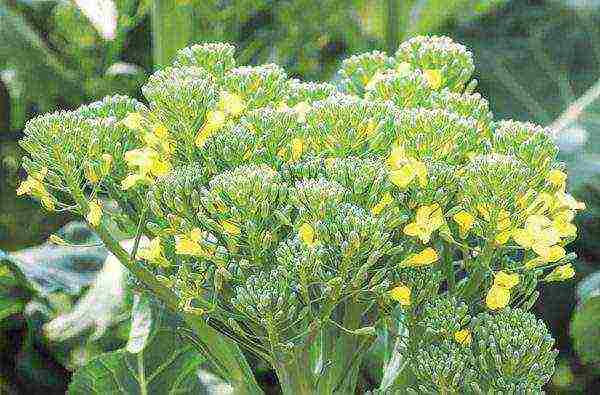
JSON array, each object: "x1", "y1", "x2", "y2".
[
  {"x1": 152, "y1": 0, "x2": 194, "y2": 69},
  {"x1": 274, "y1": 357, "x2": 315, "y2": 395}
]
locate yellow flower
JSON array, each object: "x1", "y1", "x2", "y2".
[
  {"x1": 84, "y1": 163, "x2": 99, "y2": 184},
  {"x1": 544, "y1": 264, "x2": 575, "y2": 282},
  {"x1": 547, "y1": 169, "x2": 567, "y2": 190},
  {"x1": 512, "y1": 215, "x2": 565, "y2": 262},
  {"x1": 552, "y1": 210, "x2": 577, "y2": 238},
  {"x1": 423, "y1": 69, "x2": 442, "y2": 89},
  {"x1": 453, "y1": 210, "x2": 475, "y2": 238},
  {"x1": 86, "y1": 200, "x2": 102, "y2": 226},
  {"x1": 390, "y1": 284, "x2": 411, "y2": 306},
  {"x1": 16, "y1": 168, "x2": 55, "y2": 210},
  {"x1": 152, "y1": 124, "x2": 169, "y2": 139},
  {"x1": 137, "y1": 237, "x2": 167, "y2": 266},
  {"x1": 291, "y1": 138, "x2": 304, "y2": 161},
  {"x1": 218, "y1": 91, "x2": 246, "y2": 117},
  {"x1": 276, "y1": 101, "x2": 290, "y2": 111},
  {"x1": 221, "y1": 220, "x2": 241, "y2": 236},
  {"x1": 120, "y1": 173, "x2": 148, "y2": 190},
  {"x1": 299, "y1": 223, "x2": 315, "y2": 247},
  {"x1": 387, "y1": 145, "x2": 428, "y2": 189},
  {"x1": 101, "y1": 154, "x2": 113, "y2": 175},
  {"x1": 124, "y1": 147, "x2": 170, "y2": 177},
  {"x1": 293, "y1": 101, "x2": 311, "y2": 122},
  {"x1": 555, "y1": 192, "x2": 586, "y2": 211},
  {"x1": 371, "y1": 192, "x2": 394, "y2": 215},
  {"x1": 485, "y1": 285, "x2": 510, "y2": 310},
  {"x1": 196, "y1": 110, "x2": 226, "y2": 147},
  {"x1": 175, "y1": 228, "x2": 206, "y2": 256},
  {"x1": 493, "y1": 271, "x2": 519, "y2": 290},
  {"x1": 454, "y1": 329, "x2": 472, "y2": 345},
  {"x1": 403, "y1": 203, "x2": 444, "y2": 243},
  {"x1": 123, "y1": 112, "x2": 144, "y2": 130},
  {"x1": 400, "y1": 247, "x2": 439, "y2": 267},
  {"x1": 16, "y1": 167, "x2": 47, "y2": 196}
]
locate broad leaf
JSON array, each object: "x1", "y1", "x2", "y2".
[{"x1": 68, "y1": 328, "x2": 233, "y2": 395}]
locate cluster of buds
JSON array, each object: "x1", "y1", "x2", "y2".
[{"x1": 18, "y1": 36, "x2": 580, "y2": 391}]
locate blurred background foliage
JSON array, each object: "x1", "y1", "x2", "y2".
[{"x1": 2, "y1": 0, "x2": 600, "y2": 393}]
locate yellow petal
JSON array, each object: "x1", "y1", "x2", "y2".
[
  {"x1": 218, "y1": 91, "x2": 246, "y2": 117},
  {"x1": 120, "y1": 173, "x2": 146, "y2": 190},
  {"x1": 400, "y1": 247, "x2": 439, "y2": 267},
  {"x1": 454, "y1": 329, "x2": 472, "y2": 345},
  {"x1": 86, "y1": 200, "x2": 103, "y2": 226},
  {"x1": 389, "y1": 284, "x2": 411, "y2": 306},
  {"x1": 152, "y1": 124, "x2": 169, "y2": 139},
  {"x1": 387, "y1": 145, "x2": 408, "y2": 169},
  {"x1": 485, "y1": 285, "x2": 510, "y2": 310},
  {"x1": 495, "y1": 229, "x2": 512, "y2": 245},
  {"x1": 547, "y1": 169, "x2": 567, "y2": 190},
  {"x1": 299, "y1": 223, "x2": 315, "y2": 247},
  {"x1": 403, "y1": 222, "x2": 421, "y2": 238},
  {"x1": 493, "y1": 271, "x2": 519, "y2": 290},
  {"x1": 175, "y1": 236, "x2": 205, "y2": 256},
  {"x1": 390, "y1": 165, "x2": 416, "y2": 189},
  {"x1": 453, "y1": 210, "x2": 475, "y2": 237},
  {"x1": 291, "y1": 138, "x2": 304, "y2": 161},
  {"x1": 512, "y1": 228, "x2": 534, "y2": 249},
  {"x1": 423, "y1": 69, "x2": 442, "y2": 89}
]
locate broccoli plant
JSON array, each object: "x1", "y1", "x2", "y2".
[{"x1": 17, "y1": 36, "x2": 582, "y2": 394}]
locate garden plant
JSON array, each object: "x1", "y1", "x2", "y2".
[{"x1": 17, "y1": 35, "x2": 583, "y2": 393}]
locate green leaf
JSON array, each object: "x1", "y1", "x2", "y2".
[
  {"x1": 68, "y1": 328, "x2": 228, "y2": 394},
  {"x1": 571, "y1": 295, "x2": 600, "y2": 365},
  {"x1": 406, "y1": 0, "x2": 508, "y2": 36}
]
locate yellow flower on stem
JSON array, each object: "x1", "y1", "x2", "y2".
[
  {"x1": 16, "y1": 167, "x2": 55, "y2": 210},
  {"x1": 124, "y1": 147, "x2": 171, "y2": 178},
  {"x1": 493, "y1": 271, "x2": 519, "y2": 290},
  {"x1": 423, "y1": 69, "x2": 442, "y2": 89},
  {"x1": 299, "y1": 223, "x2": 315, "y2": 247},
  {"x1": 175, "y1": 228, "x2": 206, "y2": 256},
  {"x1": 152, "y1": 124, "x2": 169, "y2": 139},
  {"x1": 390, "y1": 284, "x2": 411, "y2": 306},
  {"x1": 547, "y1": 169, "x2": 567, "y2": 190},
  {"x1": 453, "y1": 210, "x2": 475, "y2": 238},
  {"x1": 403, "y1": 203, "x2": 444, "y2": 243},
  {"x1": 387, "y1": 145, "x2": 428, "y2": 189},
  {"x1": 291, "y1": 138, "x2": 304, "y2": 161},
  {"x1": 195, "y1": 110, "x2": 226, "y2": 147},
  {"x1": 137, "y1": 237, "x2": 167, "y2": 266},
  {"x1": 371, "y1": 192, "x2": 394, "y2": 215},
  {"x1": 485, "y1": 285, "x2": 510, "y2": 310},
  {"x1": 512, "y1": 214, "x2": 565, "y2": 263},
  {"x1": 543, "y1": 264, "x2": 575, "y2": 282},
  {"x1": 218, "y1": 91, "x2": 246, "y2": 116},
  {"x1": 454, "y1": 329, "x2": 472, "y2": 345},
  {"x1": 86, "y1": 200, "x2": 103, "y2": 226},
  {"x1": 400, "y1": 247, "x2": 439, "y2": 267},
  {"x1": 120, "y1": 173, "x2": 149, "y2": 190}
]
